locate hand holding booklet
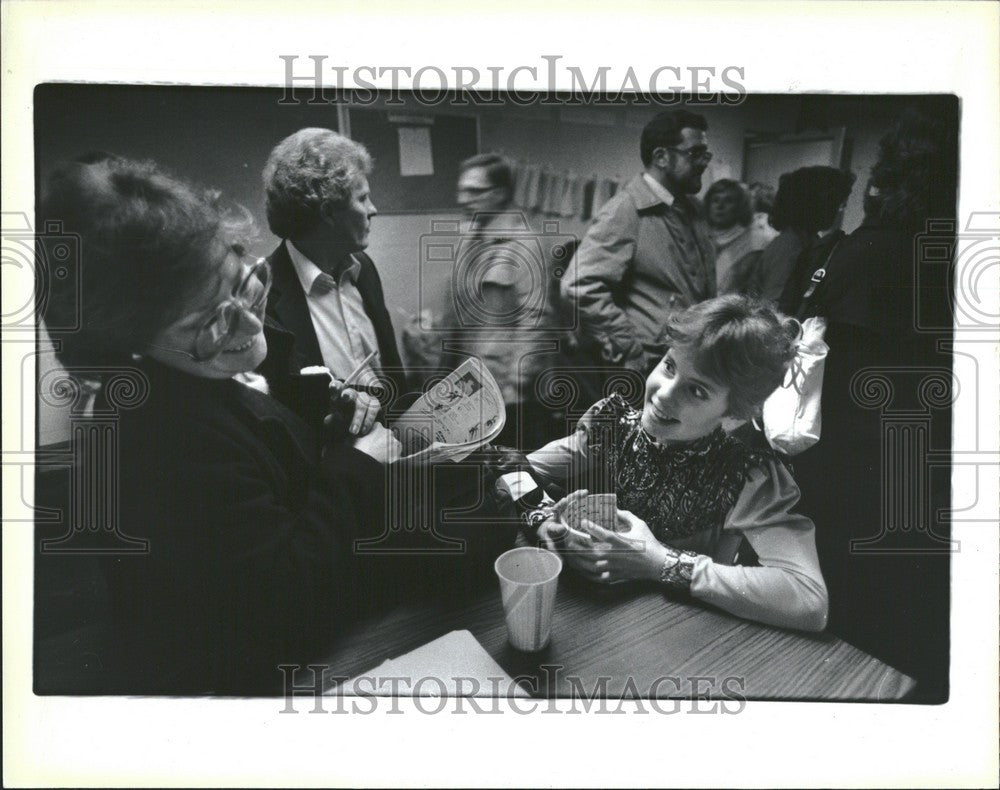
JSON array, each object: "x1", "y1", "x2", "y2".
[{"x1": 391, "y1": 357, "x2": 506, "y2": 464}]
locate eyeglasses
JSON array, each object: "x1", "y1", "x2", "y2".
[
  {"x1": 149, "y1": 253, "x2": 271, "y2": 363},
  {"x1": 458, "y1": 185, "x2": 502, "y2": 196},
  {"x1": 669, "y1": 146, "x2": 714, "y2": 164},
  {"x1": 191, "y1": 256, "x2": 272, "y2": 361}
]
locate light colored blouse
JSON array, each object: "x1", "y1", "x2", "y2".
[
  {"x1": 712, "y1": 224, "x2": 773, "y2": 296},
  {"x1": 527, "y1": 397, "x2": 829, "y2": 632}
]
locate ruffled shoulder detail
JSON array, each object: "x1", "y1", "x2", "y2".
[
  {"x1": 725, "y1": 456, "x2": 808, "y2": 531},
  {"x1": 724, "y1": 423, "x2": 787, "y2": 478},
  {"x1": 575, "y1": 393, "x2": 638, "y2": 437}
]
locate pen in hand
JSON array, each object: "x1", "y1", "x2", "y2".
[
  {"x1": 301, "y1": 354, "x2": 383, "y2": 440},
  {"x1": 342, "y1": 350, "x2": 379, "y2": 386},
  {"x1": 301, "y1": 351, "x2": 385, "y2": 398},
  {"x1": 335, "y1": 350, "x2": 384, "y2": 398},
  {"x1": 329, "y1": 381, "x2": 385, "y2": 397}
]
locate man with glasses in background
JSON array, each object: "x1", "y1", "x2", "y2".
[
  {"x1": 561, "y1": 109, "x2": 716, "y2": 378},
  {"x1": 433, "y1": 153, "x2": 562, "y2": 448}
]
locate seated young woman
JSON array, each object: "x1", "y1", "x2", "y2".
[{"x1": 523, "y1": 295, "x2": 828, "y2": 632}]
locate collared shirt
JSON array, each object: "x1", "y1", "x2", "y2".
[
  {"x1": 643, "y1": 171, "x2": 710, "y2": 278},
  {"x1": 285, "y1": 241, "x2": 381, "y2": 383},
  {"x1": 641, "y1": 173, "x2": 676, "y2": 207}
]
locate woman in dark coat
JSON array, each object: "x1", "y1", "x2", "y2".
[
  {"x1": 40, "y1": 156, "x2": 513, "y2": 694},
  {"x1": 790, "y1": 105, "x2": 957, "y2": 701},
  {"x1": 756, "y1": 165, "x2": 854, "y2": 305}
]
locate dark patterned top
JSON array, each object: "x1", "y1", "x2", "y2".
[
  {"x1": 527, "y1": 395, "x2": 829, "y2": 629},
  {"x1": 576, "y1": 394, "x2": 777, "y2": 552}
]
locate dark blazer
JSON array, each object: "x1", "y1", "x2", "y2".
[
  {"x1": 102, "y1": 359, "x2": 392, "y2": 694},
  {"x1": 259, "y1": 242, "x2": 408, "y2": 423},
  {"x1": 98, "y1": 361, "x2": 517, "y2": 694}
]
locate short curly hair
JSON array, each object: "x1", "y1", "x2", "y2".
[
  {"x1": 863, "y1": 105, "x2": 953, "y2": 231},
  {"x1": 661, "y1": 295, "x2": 801, "y2": 420},
  {"x1": 263, "y1": 128, "x2": 373, "y2": 239},
  {"x1": 39, "y1": 155, "x2": 252, "y2": 373}
]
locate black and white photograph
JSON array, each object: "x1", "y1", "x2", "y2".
[{"x1": 3, "y1": 2, "x2": 998, "y2": 788}]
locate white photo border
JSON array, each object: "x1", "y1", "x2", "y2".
[{"x1": 3, "y1": 1, "x2": 998, "y2": 787}]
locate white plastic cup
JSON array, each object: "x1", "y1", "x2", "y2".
[{"x1": 494, "y1": 547, "x2": 563, "y2": 651}]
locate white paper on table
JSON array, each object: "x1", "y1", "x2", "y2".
[
  {"x1": 331, "y1": 629, "x2": 529, "y2": 697},
  {"x1": 397, "y1": 126, "x2": 434, "y2": 176}
]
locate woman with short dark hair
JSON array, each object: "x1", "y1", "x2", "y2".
[
  {"x1": 754, "y1": 166, "x2": 855, "y2": 303},
  {"x1": 526, "y1": 296, "x2": 829, "y2": 632},
  {"x1": 788, "y1": 106, "x2": 956, "y2": 699},
  {"x1": 41, "y1": 155, "x2": 403, "y2": 694}
]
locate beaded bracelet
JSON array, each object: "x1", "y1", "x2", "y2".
[{"x1": 659, "y1": 546, "x2": 697, "y2": 591}]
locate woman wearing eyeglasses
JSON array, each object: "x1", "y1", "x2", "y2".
[{"x1": 40, "y1": 156, "x2": 419, "y2": 694}]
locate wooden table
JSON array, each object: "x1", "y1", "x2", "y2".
[{"x1": 323, "y1": 573, "x2": 916, "y2": 701}]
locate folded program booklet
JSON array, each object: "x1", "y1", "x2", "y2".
[{"x1": 390, "y1": 357, "x2": 506, "y2": 464}]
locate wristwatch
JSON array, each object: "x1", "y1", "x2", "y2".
[{"x1": 524, "y1": 506, "x2": 557, "y2": 535}]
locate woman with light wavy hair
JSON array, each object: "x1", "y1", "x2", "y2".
[
  {"x1": 524, "y1": 296, "x2": 829, "y2": 633},
  {"x1": 262, "y1": 127, "x2": 375, "y2": 246},
  {"x1": 704, "y1": 178, "x2": 772, "y2": 296}
]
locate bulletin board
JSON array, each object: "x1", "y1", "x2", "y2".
[{"x1": 347, "y1": 108, "x2": 480, "y2": 213}]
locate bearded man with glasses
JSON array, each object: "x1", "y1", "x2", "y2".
[{"x1": 560, "y1": 109, "x2": 717, "y2": 380}]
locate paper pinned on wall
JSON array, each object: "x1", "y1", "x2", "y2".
[{"x1": 398, "y1": 126, "x2": 434, "y2": 176}]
